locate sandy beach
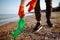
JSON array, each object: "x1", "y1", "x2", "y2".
[{"x1": 0, "y1": 12, "x2": 60, "y2": 40}]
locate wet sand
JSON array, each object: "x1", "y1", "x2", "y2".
[{"x1": 0, "y1": 12, "x2": 60, "y2": 40}]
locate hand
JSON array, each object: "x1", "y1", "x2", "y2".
[
  {"x1": 18, "y1": 6, "x2": 25, "y2": 18},
  {"x1": 26, "y1": 0, "x2": 37, "y2": 12}
]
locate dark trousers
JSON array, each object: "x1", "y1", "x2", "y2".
[{"x1": 35, "y1": 0, "x2": 52, "y2": 21}]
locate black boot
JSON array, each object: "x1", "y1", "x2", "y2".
[
  {"x1": 32, "y1": 22, "x2": 41, "y2": 32},
  {"x1": 47, "y1": 20, "x2": 53, "y2": 27}
]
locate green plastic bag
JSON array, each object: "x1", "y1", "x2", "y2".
[{"x1": 11, "y1": 18, "x2": 25, "y2": 38}]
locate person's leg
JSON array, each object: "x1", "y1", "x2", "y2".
[
  {"x1": 45, "y1": 0, "x2": 53, "y2": 27},
  {"x1": 33, "y1": 0, "x2": 41, "y2": 31},
  {"x1": 35, "y1": 0, "x2": 41, "y2": 22}
]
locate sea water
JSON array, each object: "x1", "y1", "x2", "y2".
[{"x1": 0, "y1": 13, "x2": 34, "y2": 26}]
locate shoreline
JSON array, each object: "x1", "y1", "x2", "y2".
[
  {"x1": 0, "y1": 12, "x2": 60, "y2": 40},
  {"x1": 0, "y1": 12, "x2": 60, "y2": 26},
  {"x1": 0, "y1": 14, "x2": 34, "y2": 26}
]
